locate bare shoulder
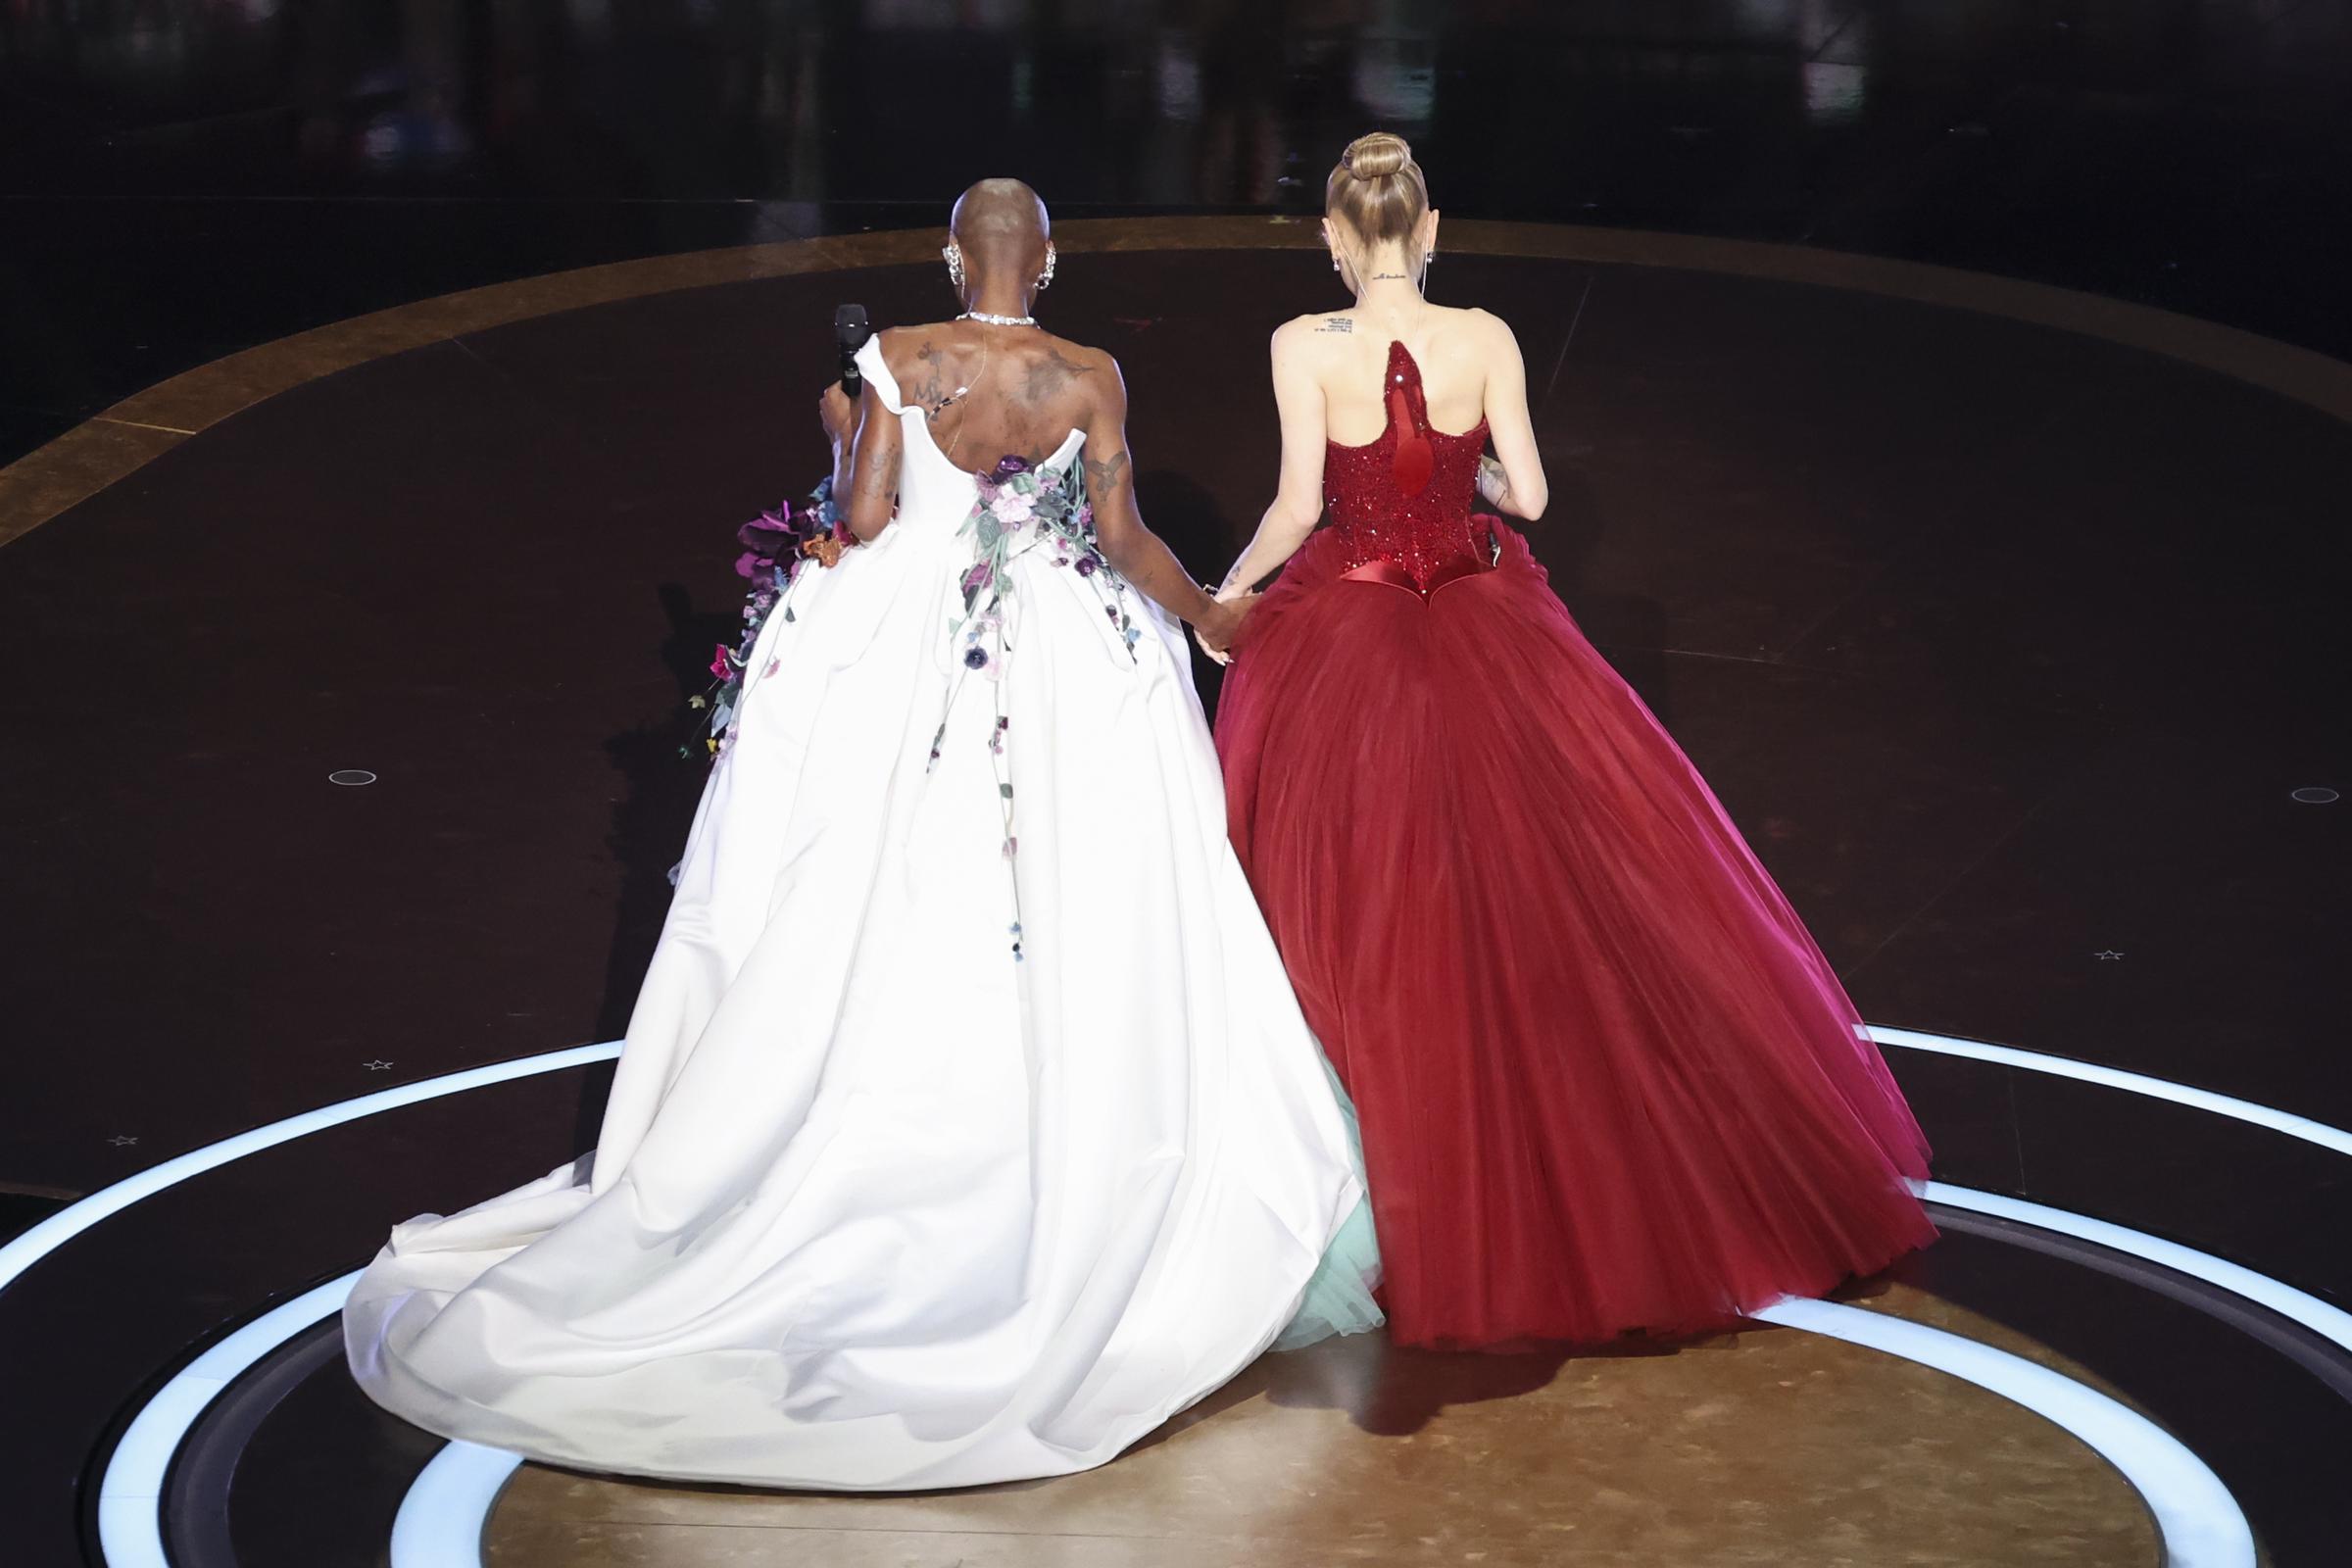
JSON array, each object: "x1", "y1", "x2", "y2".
[
  {"x1": 1025, "y1": 333, "x2": 1120, "y2": 420},
  {"x1": 1278, "y1": 310, "x2": 1360, "y2": 347},
  {"x1": 876, "y1": 322, "x2": 948, "y2": 354},
  {"x1": 1455, "y1": 305, "x2": 1523, "y2": 352},
  {"x1": 1040, "y1": 333, "x2": 1119, "y2": 377},
  {"x1": 874, "y1": 322, "x2": 947, "y2": 374}
]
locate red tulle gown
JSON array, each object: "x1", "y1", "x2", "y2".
[{"x1": 1215, "y1": 341, "x2": 1935, "y2": 1349}]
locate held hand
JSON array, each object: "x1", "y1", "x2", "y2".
[
  {"x1": 1195, "y1": 591, "x2": 1261, "y2": 662},
  {"x1": 1202, "y1": 576, "x2": 1253, "y2": 660},
  {"x1": 818, "y1": 382, "x2": 858, "y2": 448}
]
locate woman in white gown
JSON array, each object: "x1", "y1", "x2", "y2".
[{"x1": 343, "y1": 180, "x2": 1380, "y2": 1492}]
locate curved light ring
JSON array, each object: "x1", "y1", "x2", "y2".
[
  {"x1": 96, "y1": 1270, "x2": 361, "y2": 1568},
  {"x1": 1922, "y1": 1179, "x2": 2352, "y2": 1357},
  {"x1": 1867, "y1": 1025, "x2": 2352, "y2": 1157},
  {"x1": 1752, "y1": 1296, "x2": 2254, "y2": 1568},
  {"x1": 44, "y1": 1044, "x2": 621, "y2": 1568},
  {"x1": 392, "y1": 1443, "x2": 526, "y2": 1567},
  {"x1": 41, "y1": 1028, "x2": 2317, "y2": 1567},
  {"x1": 23, "y1": 1024, "x2": 2338, "y2": 1306},
  {"x1": 0, "y1": 1042, "x2": 622, "y2": 1299}
]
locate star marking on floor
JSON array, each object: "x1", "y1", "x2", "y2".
[
  {"x1": 2092, "y1": 951, "x2": 2126, "y2": 960},
  {"x1": 108, "y1": 1135, "x2": 138, "y2": 1147},
  {"x1": 363, "y1": 1059, "x2": 395, "y2": 1071}
]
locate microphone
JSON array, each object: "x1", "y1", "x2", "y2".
[{"x1": 835, "y1": 304, "x2": 871, "y2": 397}]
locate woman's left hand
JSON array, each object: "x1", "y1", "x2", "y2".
[{"x1": 1197, "y1": 579, "x2": 1249, "y2": 663}]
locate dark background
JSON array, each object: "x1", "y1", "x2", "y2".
[
  {"x1": 5, "y1": 0, "x2": 2351, "y2": 466},
  {"x1": 5, "y1": 11, "x2": 2351, "y2": 1559}
]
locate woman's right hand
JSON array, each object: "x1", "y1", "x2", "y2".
[{"x1": 1194, "y1": 592, "x2": 1260, "y2": 662}]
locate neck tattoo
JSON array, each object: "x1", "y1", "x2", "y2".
[{"x1": 1370, "y1": 272, "x2": 1409, "y2": 281}]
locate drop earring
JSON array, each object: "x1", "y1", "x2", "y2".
[
  {"x1": 1034, "y1": 245, "x2": 1056, "y2": 292},
  {"x1": 942, "y1": 242, "x2": 966, "y2": 294}
]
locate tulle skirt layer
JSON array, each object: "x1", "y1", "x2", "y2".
[{"x1": 1215, "y1": 522, "x2": 1935, "y2": 1350}]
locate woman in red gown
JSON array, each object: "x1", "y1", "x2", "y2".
[{"x1": 1209, "y1": 133, "x2": 1935, "y2": 1350}]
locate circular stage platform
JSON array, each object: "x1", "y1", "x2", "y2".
[{"x1": 3, "y1": 218, "x2": 2348, "y2": 1565}]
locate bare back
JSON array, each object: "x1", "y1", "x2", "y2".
[
  {"x1": 1297, "y1": 304, "x2": 1501, "y2": 444},
  {"x1": 1250, "y1": 301, "x2": 1544, "y2": 553},
  {"x1": 876, "y1": 321, "x2": 1112, "y2": 474}
]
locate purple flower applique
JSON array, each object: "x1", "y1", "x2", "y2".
[{"x1": 734, "y1": 504, "x2": 794, "y2": 580}]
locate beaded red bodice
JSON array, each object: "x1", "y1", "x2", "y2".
[{"x1": 1324, "y1": 340, "x2": 1490, "y2": 589}]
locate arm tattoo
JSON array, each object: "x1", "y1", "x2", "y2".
[
  {"x1": 1478, "y1": 455, "x2": 1511, "y2": 505},
  {"x1": 1018, "y1": 346, "x2": 1094, "y2": 407},
  {"x1": 1084, "y1": 449, "x2": 1131, "y2": 497},
  {"x1": 1314, "y1": 318, "x2": 1354, "y2": 334}
]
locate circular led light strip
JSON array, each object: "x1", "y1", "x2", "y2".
[
  {"x1": 16, "y1": 1029, "x2": 2334, "y2": 1567},
  {"x1": 1867, "y1": 1025, "x2": 2352, "y2": 1156},
  {"x1": 382, "y1": 1172, "x2": 2279, "y2": 1568}
]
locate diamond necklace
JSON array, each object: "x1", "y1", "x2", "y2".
[{"x1": 958, "y1": 310, "x2": 1037, "y2": 327}]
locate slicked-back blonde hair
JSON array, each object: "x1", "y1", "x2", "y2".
[{"x1": 1325, "y1": 131, "x2": 1430, "y2": 247}]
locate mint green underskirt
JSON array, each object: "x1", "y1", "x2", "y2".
[{"x1": 1270, "y1": 1052, "x2": 1386, "y2": 1351}]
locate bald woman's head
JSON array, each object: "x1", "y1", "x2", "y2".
[{"x1": 952, "y1": 178, "x2": 1051, "y2": 276}]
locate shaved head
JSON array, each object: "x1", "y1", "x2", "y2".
[{"x1": 952, "y1": 178, "x2": 1051, "y2": 270}]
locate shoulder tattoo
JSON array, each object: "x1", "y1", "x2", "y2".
[{"x1": 1019, "y1": 346, "x2": 1095, "y2": 407}]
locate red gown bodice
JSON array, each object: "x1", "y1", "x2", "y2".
[{"x1": 1324, "y1": 340, "x2": 1492, "y2": 591}]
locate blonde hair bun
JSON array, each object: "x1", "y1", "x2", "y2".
[
  {"x1": 1326, "y1": 131, "x2": 1430, "y2": 246},
  {"x1": 1343, "y1": 132, "x2": 1412, "y2": 180}
]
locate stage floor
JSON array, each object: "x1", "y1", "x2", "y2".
[{"x1": 2, "y1": 219, "x2": 2347, "y2": 1565}]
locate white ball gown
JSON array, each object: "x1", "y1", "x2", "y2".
[{"x1": 342, "y1": 335, "x2": 1380, "y2": 1491}]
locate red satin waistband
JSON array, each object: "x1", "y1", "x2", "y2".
[{"x1": 1339, "y1": 552, "x2": 1494, "y2": 600}]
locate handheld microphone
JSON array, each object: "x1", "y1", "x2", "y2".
[{"x1": 835, "y1": 304, "x2": 871, "y2": 397}]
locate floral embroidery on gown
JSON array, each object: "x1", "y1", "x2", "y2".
[{"x1": 343, "y1": 336, "x2": 1379, "y2": 1490}]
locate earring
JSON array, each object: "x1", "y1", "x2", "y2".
[
  {"x1": 942, "y1": 242, "x2": 965, "y2": 293},
  {"x1": 1424, "y1": 250, "x2": 1435, "y2": 269},
  {"x1": 1331, "y1": 255, "x2": 1342, "y2": 271},
  {"x1": 1034, "y1": 245, "x2": 1056, "y2": 292}
]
